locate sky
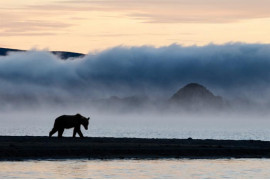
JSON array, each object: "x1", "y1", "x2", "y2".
[{"x1": 1, "y1": 0, "x2": 270, "y2": 53}]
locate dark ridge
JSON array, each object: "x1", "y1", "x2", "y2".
[
  {"x1": 0, "y1": 47, "x2": 22, "y2": 55},
  {"x1": 0, "y1": 47, "x2": 85, "y2": 59},
  {"x1": 1, "y1": 136, "x2": 270, "y2": 160}
]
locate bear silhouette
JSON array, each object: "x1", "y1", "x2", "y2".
[{"x1": 49, "y1": 114, "x2": 90, "y2": 138}]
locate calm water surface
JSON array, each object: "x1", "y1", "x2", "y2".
[{"x1": 1, "y1": 159, "x2": 270, "y2": 178}]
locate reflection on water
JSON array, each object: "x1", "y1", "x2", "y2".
[{"x1": 1, "y1": 159, "x2": 270, "y2": 178}]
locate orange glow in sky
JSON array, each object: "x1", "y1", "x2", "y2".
[{"x1": 1, "y1": 0, "x2": 270, "y2": 53}]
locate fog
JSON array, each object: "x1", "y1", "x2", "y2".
[
  {"x1": 1, "y1": 107, "x2": 270, "y2": 140},
  {"x1": 1, "y1": 43, "x2": 270, "y2": 139},
  {"x1": 1, "y1": 43, "x2": 270, "y2": 103}
]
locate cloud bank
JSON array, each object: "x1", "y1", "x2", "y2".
[
  {"x1": 1, "y1": 43, "x2": 270, "y2": 107},
  {"x1": 32, "y1": 0, "x2": 270, "y2": 24}
]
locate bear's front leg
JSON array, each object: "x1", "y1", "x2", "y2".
[{"x1": 77, "y1": 128, "x2": 84, "y2": 138}]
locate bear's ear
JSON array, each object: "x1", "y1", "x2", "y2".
[{"x1": 87, "y1": 117, "x2": 90, "y2": 121}]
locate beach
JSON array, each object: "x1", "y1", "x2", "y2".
[{"x1": 1, "y1": 136, "x2": 270, "y2": 160}]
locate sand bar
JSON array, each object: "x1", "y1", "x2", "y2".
[{"x1": 1, "y1": 136, "x2": 270, "y2": 160}]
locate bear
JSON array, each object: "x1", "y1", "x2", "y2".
[{"x1": 49, "y1": 113, "x2": 90, "y2": 138}]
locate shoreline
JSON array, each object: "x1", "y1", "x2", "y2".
[{"x1": 1, "y1": 136, "x2": 270, "y2": 160}]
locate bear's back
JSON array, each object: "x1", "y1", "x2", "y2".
[{"x1": 54, "y1": 115, "x2": 79, "y2": 129}]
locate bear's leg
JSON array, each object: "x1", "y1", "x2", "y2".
[
  {"x1": 49, "y1": 128, "x2": 58, "y2": 137},
  {"x1": 73, "y1": 128, "x2": 77, "y2": 138},
  {"x1": 58, "y1": 128, "x2": 64, "y2": 138},
  {"x1": 77, "y1": 129, "x2": 84, "y2": 138}
]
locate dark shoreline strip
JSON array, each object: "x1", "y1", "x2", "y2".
[{"x1": 1, "y1": 136, "x2": 270, "y2": 160}]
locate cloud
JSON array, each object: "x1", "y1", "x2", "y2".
[
  {"x1": 1, "y1": 43, "x2": 270, "y2": 106},
  {"x1": 0, "y1": 10, "x2": 73, "y2": 37},
  {"x1": 50, "y1": 0, "x2": 270, "y2": 23},
  {"x1": 5, "y1": 0, "x2": 269, "y2": 26},
  {"x1": 0, "y1": 32, "x2": 60, "y2": 37}
]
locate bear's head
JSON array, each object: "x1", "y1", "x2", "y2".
[{"x1": 76, "y1": 113, "x2": 90, "y2": 130}]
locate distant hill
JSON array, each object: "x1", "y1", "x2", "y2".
[
  {"x1": 170, "y1": 83, "x2": 224, "y2": 109},
  {"x1": 0, "y1": 47, "x2": 21, "y2": 55},
  {"x1": 0, "y1": 47, "x2": 85, "y2": 60}
]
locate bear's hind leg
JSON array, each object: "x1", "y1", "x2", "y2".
[
  {"x1": 49, "y1": 128, "x2": 57, "y2": 137},
  {"x1": 73, "y1": 128, "x2": 77, "y2": 138},
  {"x1": 58, "y1": 128, "x2": 64, "y2": 138}
]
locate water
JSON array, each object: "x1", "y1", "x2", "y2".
[
  {"x1": 1, "y1": 159, "x2": 270, "y2": 178},
  {"x1": 1, "y1": 110, "x2": 270, "y2": 178}
]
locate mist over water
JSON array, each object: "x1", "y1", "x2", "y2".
[
  {"x1": 1, "y1": 43, "x2": 270, "y2": 139},
  {"x1": 1, "y1": 105, "x2": 270, "y2": 140}
]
